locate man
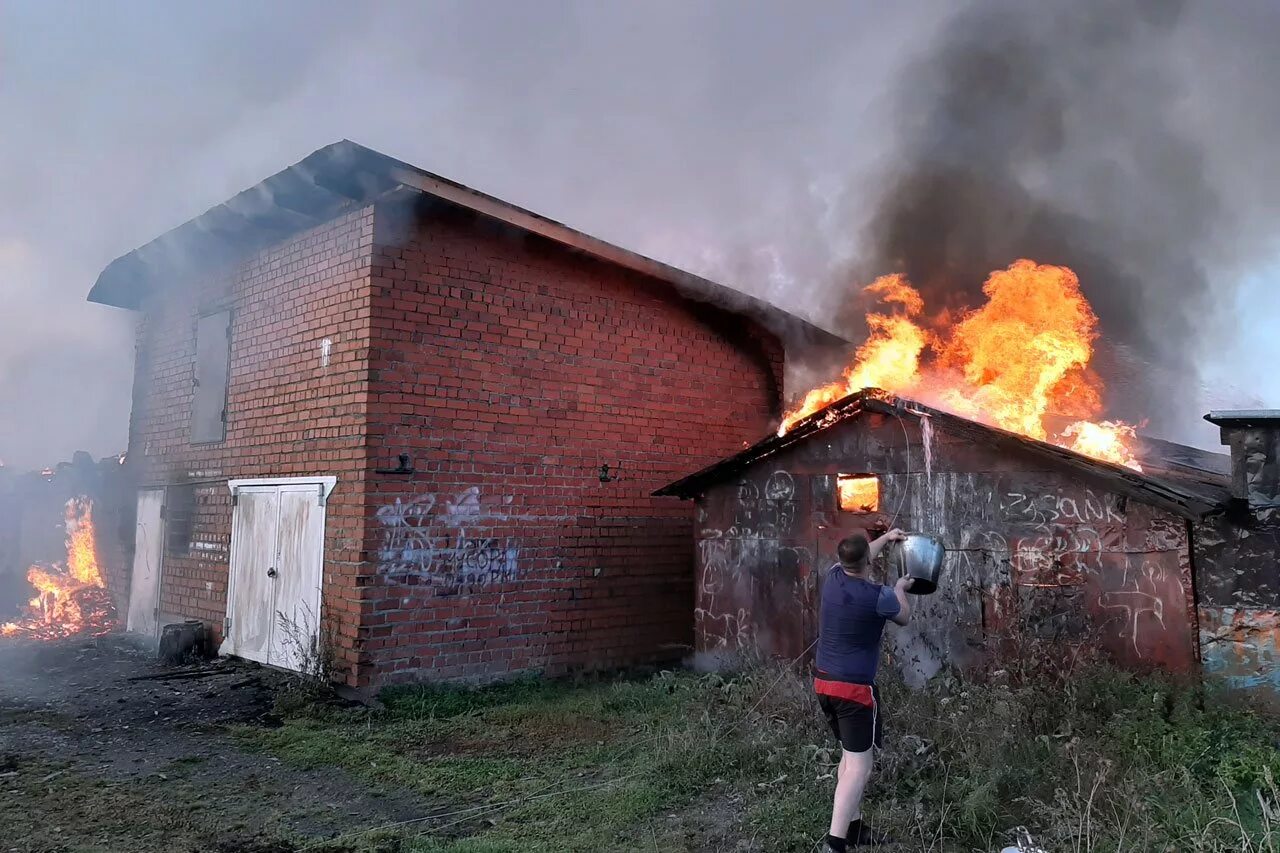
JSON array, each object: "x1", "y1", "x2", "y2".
[{"x1": 816, "y1": 528, "x2": 915, "y2": 850}]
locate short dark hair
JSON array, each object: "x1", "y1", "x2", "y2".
[{"x1": 837, "y1": 533, "x2": 870, "y2": 569}]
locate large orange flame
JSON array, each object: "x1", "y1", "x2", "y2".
[
  {"x1": 1, "y1": 498, "x2": 115, "y2": 639},
  {"x1": 780, "y1": 260, "x2": 1142, "y2": 470}
]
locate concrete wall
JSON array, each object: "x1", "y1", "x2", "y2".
[
  {"x1": 691, "y1": 411, "x2": 1198, "y2": 685},
  {"x1": 1194, "y1": 507, "x2": 1280, "y2": 698}
]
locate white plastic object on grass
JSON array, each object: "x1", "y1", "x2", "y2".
[{"x1": 999, "y1": 827, "x2": 1047, "y2": 853}]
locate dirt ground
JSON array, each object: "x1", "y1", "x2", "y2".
[{"x1": 0, "y1": 636, "x2": 425, "y2": 853}]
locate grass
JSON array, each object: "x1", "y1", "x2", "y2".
[
  {"x1": 0, "y1": 757, "x2": 302, "y2": 853},
  {"x1": 234, "y1": 659, "x2": 1280, "y2": 853},
  {"x1": 5, "y1": 657, "x2": 1278, "y2": 851}
]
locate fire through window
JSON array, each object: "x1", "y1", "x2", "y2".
[{"x1": 837, "y1": 474, "x2": 879, "y2": 513}]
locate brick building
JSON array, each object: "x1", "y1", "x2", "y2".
[{"x1": 91, "y1": 140, "x2": 839, "y2": 687}]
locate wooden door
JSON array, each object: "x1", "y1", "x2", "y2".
[{"x1": 125, "y1": 489, "x2": 165, "y2": 637}]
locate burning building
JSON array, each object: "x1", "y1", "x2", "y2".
[
  {"x1": 1, "y1": 498, "x2": 117, "y2": 639},
  {"x1": 0, "y1": 453, "x2": 131, "y2": 634},
  {"x1": 88, "y1": 140, "x2": 839, "y2": 686},
  {"x1": 656, "y1": 259, "x2": 1280, "y2": 698}
]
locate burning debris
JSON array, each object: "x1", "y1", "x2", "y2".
[
  {"x1": 1, "y1": 497, "x2": 116, "y2": 639},
  {"x1": 780, "y1": 259, "x2": 1142, "y2": 469}
]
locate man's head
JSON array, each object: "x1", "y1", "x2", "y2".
[{"x1": 837, "y1": 532, "x2": 871, "y2": 574}]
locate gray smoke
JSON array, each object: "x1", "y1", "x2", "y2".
[
  {"x1": 1, "y1": 1, "x2": 1277, "y2": 466},
  {"x1": 829, "y1": 0, "x2": 1280, "y2": 438}
]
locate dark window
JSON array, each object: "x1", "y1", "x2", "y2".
[
  {"x1": 191, "y1": 311, "x2": 231, "y2": 444},
  {"x1": 165, "y1": 484, "x2": 197, "y2": 557}
]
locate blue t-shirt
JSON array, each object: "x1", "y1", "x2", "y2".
[{"x1": 816, "y1": 565, "x2": 900, "y2": 684}]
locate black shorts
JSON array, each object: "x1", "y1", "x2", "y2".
[{"x1": 818, "y1": 684, "x2": 882, "y2": 753}]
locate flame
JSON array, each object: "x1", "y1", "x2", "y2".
[
  {"x1": 1, "y1": 498, "x2": 116, "y2": 639},
  {"x1": 780, "y1": 260, "x2": 1142, "y2": 470},
  {"x1": 838, "y1": 475, "x2": 881, "y2": 513}
]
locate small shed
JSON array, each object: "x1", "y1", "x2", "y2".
[{"x1": 656, "y1": 389, "x2": 1250, "y2": 687}]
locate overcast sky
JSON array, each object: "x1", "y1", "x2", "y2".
[{"x1": 1, "y1": 1, "x2": 1276, "y2": 468}]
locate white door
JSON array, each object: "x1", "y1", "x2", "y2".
[
  {"x1": 222, "y1": 478, "x2": 332, "y2": 672},
  {"x1": 224, "y1": 486, "x2": 279, "y2": 666},
  {"x1": 269, "y1": 485, "x2": 325, "y2": 671},
  {"x1": 126, "y1": 489, "x2": 165, "y2": 637}
]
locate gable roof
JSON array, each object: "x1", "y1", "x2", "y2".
[
  {"x1": 87, "y1": 140, "x2": 840, "y2": 346},
  {"x1": 654, "y1": 388, "x2": 1232, "y2": 520}
]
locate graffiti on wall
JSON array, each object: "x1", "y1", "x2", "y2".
[
  {"x1": 999, "y1": 487, "x2": 1182, "y2": 659},
  {"x1": 1097, "y1": 558, "x2": 1169, "y2": 656},
  {"x1": 694, "y1": 471, "x2": 810, "y2": 656},
  {"x1": 695, "y1": 461, "x2": 1194, "y2": 677},
  {"x1": 1000, "y1": 488, "x2": 1126, "y2": 527},
  {"x1": 376, "y1": 487, "x2": 522, "y2": 588}
]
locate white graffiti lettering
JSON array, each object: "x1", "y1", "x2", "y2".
[
  {"x1": 765, "y1": 470, "x2": 795, "y2": 501},
  {"x1": 1097, "y1": 559, "x2": 1168, "y2": 657},
  {"x1": 1002, "y1": 489, "x2": 1125, "y2": 525},
  {"x1": 376, "y1": 487, "x2": 541, "y2": 587}
]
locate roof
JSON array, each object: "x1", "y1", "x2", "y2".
[
  {"x1": 88, "y1": 140, "x2": 840, "y2": 345},
  {"x1": 654, "y1": 388, "x2": 1233, "y2": 520},
  {"x1": 1205, "y1": 410, "x2": 1280, "y2": 428}
]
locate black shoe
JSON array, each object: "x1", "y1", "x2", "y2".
[{"x1": 848, "y1": 820, "x2": 892, "y2": 847}]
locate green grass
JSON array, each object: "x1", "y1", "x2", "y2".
[
  {"x1": 14, "y1": 658, "x2": 1269, "y2": 852},
  {"x1": 231, "y1": 661, "x2": 1280, "y2": 851}
]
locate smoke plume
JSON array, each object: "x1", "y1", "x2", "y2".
[
  {"x1": 1, "y1": 1, "x2": 1278, "y2": 465},
  {"x1": 832, "y1": 0, "x2": 1280, "y2": 438}
]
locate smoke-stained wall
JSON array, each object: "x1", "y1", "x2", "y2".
[{"x1": 689, "y1": 411, "x2": 1199, "y2": 684}]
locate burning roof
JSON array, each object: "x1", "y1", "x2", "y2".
[
  {"x1": 654, "y1": 388, "x2": 1231, "y2": 520},
  {"x1": 776, "y1": 260, "x2": 1142, "y2": 470}
]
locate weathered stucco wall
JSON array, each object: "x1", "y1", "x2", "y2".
[
  {"x1": 1194, "y1": 506, "x2": 1280, "y2": 697},
  {"x1": 693, "y1": 411, "x2": 1198, "y2": 685}
]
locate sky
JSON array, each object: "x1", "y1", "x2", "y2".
[{"x1": 0, "y1": 0, "x2": 1276, "y2": 468}]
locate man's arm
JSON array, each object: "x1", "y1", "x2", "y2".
[
  {"x1": 870, "y1": 528, "x2": 913, "y2": 626},
  {"x1": 889, "y1": 576, "x2": 913, "y2": 626},
  {"x1": 868, "y1": 527, "x2": 907, "y2": 561}
]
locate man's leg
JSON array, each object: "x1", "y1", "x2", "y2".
[
  {"x1": 825, "y1": 692, "x2": 889, "y2": 849},
  {"x1": 828, "y1": 747, "x2": 873, "y2": 836}
]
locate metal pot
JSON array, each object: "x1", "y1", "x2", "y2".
[{"x1": 890, "y1": 534, "x2": 946, "y2": 595}]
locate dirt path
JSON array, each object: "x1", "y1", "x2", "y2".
[{"x1": 0, "y1": 636, "x2": 426, "y2": 852}]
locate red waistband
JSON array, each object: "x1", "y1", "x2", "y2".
[{"x1": 813, "y1": 678, "x2": 875, "y2": 706}]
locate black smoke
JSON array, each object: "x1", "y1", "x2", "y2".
[{"x1": 838, "y1": 0, "x2": 1272, "y2": 436}]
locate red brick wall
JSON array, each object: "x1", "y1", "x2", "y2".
[
  {"x1": 359, "y1": 201, "x2": 785, "y2": 684},
  {"x1": 125, "y1": 196, "x2": 790, "y2": 687},
  {"x1": 127, "y1": 207, "x2": 376, "y2": 677}
]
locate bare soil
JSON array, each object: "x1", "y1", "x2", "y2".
[{"x1": 0, "y1": 636, "x2": 425, "y2": 852}]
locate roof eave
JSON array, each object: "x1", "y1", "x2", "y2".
[
  {"x1": 655, "y1": 391, "x2": 1227, "y2": 521},
  {"x1": 1205, "y1": 410, "x2": 1280, "y2": 428},
  {"x1": 86, "y1": 140, "x2": 844, "y2": 347}
]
